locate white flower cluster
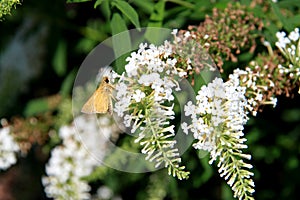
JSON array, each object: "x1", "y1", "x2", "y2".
[
  {"x1": 42, "y1": 115, "x2": 118, "y2": 200},
  {"x1": 182, "y1": 77, "x2": 248, "y2": 157},
  {"x1": 114, "y1": 42, "x2": 185, "y2": 128},
  {"x1": 275, "y1": 28, "x2": 300, "y2": 80},
  {"x1": 276, "y1": 28, "x2": 300, "y2": 49},
  {"x1": 232, "y1": 67, "x2": 277, "y2": 116},
  {"x1": 113, "y1": 42, "x2": 189, "y2": 179},
  {"x1": 0, "y1": 126, "x2": 19, "y2": 170},
  {"x1": 182, "y1": 76, "x2": 254, "y2": 199}
]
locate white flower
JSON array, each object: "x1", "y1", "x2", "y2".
[
  {"x1": 113, "y1": 42, "x2": 189, "y2": 179},
  {"x1": 275, "y1": 31, "x2": 291, "y2": 49},
  {"x1": 276, "y1": 31, "x2": 286, "y2": 40},
  {"x1": 181, "y1": 122, "x2": 189, "y2": 134},
  {"x1": 203, "y1": 34, "x2": 209, "y2": 40},
  {"x1": 43, "y1": 125, "x2": 94, "y2": 199},
  {"x1": 115, "y1": 82, "x2": 128, "y2": 99},
  {"x1": 96, "y1": 186, "x2": 113, "y2": 200},
  {"x1": 114, "y1": 94, "x2": 131, "y2": 117},
  {"x1": 184, "y1": 101, "x2": 196, "y2": 117},
  {"x1": 43, "y1": 115, "x2": 121, "y2": 199},
  {"x1": 276, "y1": 29, "x2": 300, "y2": 73},
  {"x1": 171, "y1": 29, "x2": 178, "y2": 36},
  {"x1": 184, "y1": 31, "x2": 191, "y2": 38},
  {"x1": 182, "y1": 77, "x2": 249, "y2": 155},
  {"x1": 132, "y1": 89, "x2": 146, "y2": 102},
  {"x1": 182, "y1": 76, "x2": 254, "y2": 199},
  {"x1": 0, "y1": 126, "x2": 19, "y2": 170},
  {"x1": 288, "y1": 28, "x2": 300, "y2": 41},
  {"x1": 270, "y1": 97, "x2": 278, "y2": 107},
  {"x1": 138, "y1": 73, "x2": 160, "y2": 86}
]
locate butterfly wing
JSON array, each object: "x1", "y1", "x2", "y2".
[
  {"x1": 94, "y1": 88, "x2": 110, "y2": 113},
  {"x1": 81, "y1": 86, "x2": 111, "y2": 114},
  {"x1": 81, "y1": 91, "x2": 97, "y2": 114}
]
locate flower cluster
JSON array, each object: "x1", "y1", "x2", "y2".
[
  {"x1": 182, "y1": 77, "x2": 255, "y2": 200},
  {"x1": 0, "y1": 125, "x2": 19, "y2": 170},
  {"x1": 9, "y1": 114, "x2": 54, "y2": 154},
  {"x1": 0, "y1": 0, "x2": 21, "y2": 19},
  {"x1": 275, "y1": 28, "x2": 300, "y2": 92},
  {"x1": 42, "y1": 115, "x2": 119, "y2": 199},
  {"x1": 170, "y1": 29, "x2": 217, "y2": 77},
  {"x1": 232, "y1": 66, "x2": 278, "y2": 116},
  {"x1": 230, "y1": 28, "x2": 300, "y2": 116},
  {"x1": 114, "y1": 42, "x2": 189, "y2": 179},
  {"x1": 176, "y1": 3, "x2": 263, "y2": 71}
]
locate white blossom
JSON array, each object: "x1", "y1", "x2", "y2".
[
  {"x1": 0, "y1": 127, "x2": 19, "y2": 170},
  {"x1": 182, "y1": 77, "x2": 249, "y2": 156},
  {"x1": 182, "y1": 76, "x2": 255, "y2": 199},
  {"x1": 288, "y1": 28, "x2": 300, "y2": 42},
  {"x1": 275, "y1": 31, "x2": 291, "y2": 49},
  {"x1": 113, "y1": 42, "x2": 189, "y2": 179},
  {"x1": 43, "y1": 115, "x2": 121, "y2": 200}
]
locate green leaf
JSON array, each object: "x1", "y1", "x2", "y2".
[
  {"x1": 166, "y1": 0, "x2": 194, "y2": 9},
  {"x1": 60, "y1": 69, "x2": 77, "y2": 97},
  {"x1": 100, "y1": 0, "x2": 111, "y2": 19},
  {"x1": 83, "y1": 166, "x2": 108, "y2": 182},
  {"x1": 24, "y1": 98, "x2": 49, "y2": 117},
  {"x1": 197, "y1": 155, "x2": 213, "y2": 185},
  {"x1": 52, "y1": 41, "x2": 67, "y2": 76},
  {"x1": 144, "y1": 0, "x2": 166, "y2": 44},
  {"x1": 66, "y1": 0, "x2": 91, "y2": 3},
  {"x1": 147, "y1": 0, "x2": 165, "y2": 27},
  {"x1": 111, "y1": 0, "x2": 140, "y2": 29},
  {"x1": 288, "y1": 14, "x2": 300, "y2": 27},
  {"x1": 111, "y1": 13, "x2": 130, "y2": 45},
  {"x1": 111, "y1": 13, "x2": 132, "y2": 73},
  {"x1": 278, "y1": 0, "x2": 300, "y2": 9},
  {"x1": 271, "y1": 2, "x2": 293, "y2": 31},
  {"x1": 131, "y1": 0, "x2": 154, "y2": 14},
  {"x1": 164, "y1": 7, "x2": 189, "y2": 28},
  {"x1": 94, "y1": 0, "x2": 104, "y2": 8}
]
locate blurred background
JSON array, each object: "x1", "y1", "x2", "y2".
[{"x1": 0, "y1": 0, "x2": 300, "y2": 199}]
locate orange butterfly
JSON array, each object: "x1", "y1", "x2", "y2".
[{"x1": 81, "y1": 76, "x2": 114, "y2": 114}]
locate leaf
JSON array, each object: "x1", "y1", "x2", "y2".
[
  {"x1": 94, "y1": 0, "x2": 104, "y2": 8},
  {"x1": 271, "y1": 2, "x2": 293, "y2": 31},
  {"x1": 60, "y1": 69, "x2": 77, "y2": 97},
  {"x1": 111, "y1": 0, "x2": 140, "y2": 29},
  {"x1": 66, "y1": 0, "x2": 91, "y2": 3},
  {"x1": 166, "y1": 0, "x2": 194, "y2": 8},
  {"x1": 110, "y1": 13, "x2": 132, "y2": 73},
  {"x1": 197, "y1": 155, "x2": 213, "y2": 185},
  {"x1": 111, "y1": 13, "x2": 130, "y2": 50},
  {"x1": 144, "y1": 0, "x2": 166, "y2": 44},
  {"x1": 100, "y1": 0, "x2": 111, "y2": 19},
  {"x1": 131, "y1": 0, "x2": 154, "y2": 14},
  {"x1": 52, "y1": 40, "x2": 67, "y2": 76},
  {"x1": 24, "y1": 98, "x2": 49, "y2": 117},
  {"x1": 147, "y1": 0, "x2": 165, "y2": 27},
  {"x1": 288, "y1": 14, "x2": 300, "y2": 27},
  {"x1": 278, "y1": 0, "x2": 300, "y2": 9}
]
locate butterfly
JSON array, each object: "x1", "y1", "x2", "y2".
[{"x1": 81, "y1": 76, "x2": 114, "y2": 114}]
